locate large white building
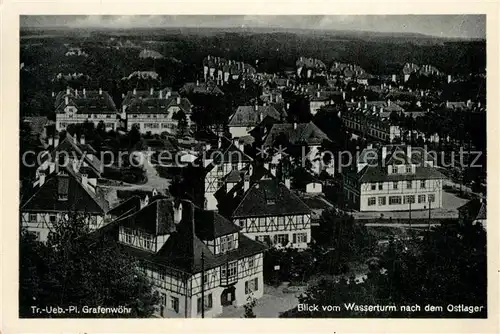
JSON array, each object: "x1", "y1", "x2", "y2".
[
  {"x1": 54, "y1": 88, "x2": 119, "y2": 132},
  {"x1": 343, "y1": 145, "x2": 446, "y2": 212},
  {"x1": 99, "y1": 198, "x2": 267, "y2": 318},
  {"x1": 122, "y1": 88, "x2": 192, "y2": 135}
]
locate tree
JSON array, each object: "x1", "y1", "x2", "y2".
[
  {"x1": 243, "y1": 295, "x2": 257, "y2": 318},
  {"x1": 19, "y1": 214, "x2": 160, "y2": 318}
]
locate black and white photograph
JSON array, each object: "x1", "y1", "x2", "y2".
[{"x1": 16, "y1": 14, "x2": 489, "y2": 320}]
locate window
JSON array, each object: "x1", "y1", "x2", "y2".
[
  {"x1": 378, "y1": 196, "x2": 386, "y2": 206},
  {"x1": 49, "y1": 215, "x2": 56, "y2": 223},
  {"x1": 393, "y1": 182, "x2": 398, "y2": 190},
  {"x1": 420, "y1": 180, "x2": 426, "y2": 189},
  {"x1": 428, "y1": 194, "x2": 436, "y2": 203},
  {"x1": 29, "y1": 214, "x2": 37, "y2": 223},
  {"x1": 221, "y1": 262, "x2": 238, "y2": 281},
  {"x1": 378, "y1": 183, "x2": 383, "y2": 190},
  {"x1": 161, "y1": 293, "x2": 167, "y2": 306},
  {"x1": 389, "y1": 196, "x2": 402, "y2": 205},
  {"x1": 239, "y1": 220, "x2": 246, "y2": 228},
  {"x1": 407, "y1": 181, "x2": 412, "y2": 189},
  {"x1": 392, "y1": 166, "x2": 398, "y2": 174},
  {"x1": 159, "y1": 270, "x2": 166, "y2": 281},
  {"x1": 403, "y1": 195, "x2": 415, "y2": 204},
  {"x1": 245, "y1": 278, "x2": 259, "y2": 294},
  {"x1": 371, "y1": 183, "x2": 376, "y2": 190},
  {"x1": 406, "y1": 165, "x2": 412, "y2": 173},
  {"x1": 143, "y1": 234, "x2": 153, "y2": 250},
  {"x1": 89, "y1": 216, "x2": 97, "y2": 226},
  {"x1": 248, "y1": 257, "x2": 255, "y2": 268},
  {"x1": 220, "y1": 234, "x2": 236, "y2": 254},
  {"x1": 368, "y1": 197, "x2": 376, "y2": 206},
  {"x1": 204, "y1": 272, "x2": 209, "y2": 287},
  {"x1": 293, "y1": 232, "x2": 308, "y2": 243},
  {"x1": 274, "y1": 234, "x2": 289, "y2": 245},
  {"x1": 418, "y1": 194, "x2": 426, "y2": 203},
  {"x1": 170, "y1": 296, "x2": 179, "y2": 313},
  {"x1": 197, "y1": 294, "x2": 213, "y2": 314}
]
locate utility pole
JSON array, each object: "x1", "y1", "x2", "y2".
[
  {"x1": 427, "y1": 199, "x2": 432, "y2": 232},
  {"x1": 201, "y1": 251, "x2": 205, "y2": 318},
  {"x1": 409, "y1": 200, "x2": 412, "y2": 238}
]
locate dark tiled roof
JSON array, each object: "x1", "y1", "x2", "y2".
[
  {"x1": 126, "y1": 96, "x2": 191, "y2": 115},
  {"x1": 55, "y1": 90, "x2": 117, "y2": 114},
  {"x1": 228, "y1": 105, "x2": 280, "y2": 127},
  {"x1": 107, "y1": 195, "x2": 142, "y2": 219},
  {"x1": 50, "y1": 134, "x2": 102, "y2": 175},
  {"x1": 21, "y1": 167, "x2": 109, "y2": 214},
  {"x1": 458, "y1": 198, "x2": 487, "y2": 221},
  {"x1": 120, "y1": 198, "x2": 176, "y2": 235},
  {"x1": 263, "y1": 122, "x2": 331, "y2": 147},
  {"x1": 354, "y1": 145, "x2": 446, "y2": 183},
  {"x1": 195, "y1": 209, "x2": 241, "y2": 240},
  {"x1": 231, "y1": 179, "x2": 311, "y2": 218},
  {"x1": 203, "y1": 137, "x2": 253, "y2": 167},
  {"x1": 180, "y1": 82, "x2": 224, "y2": 95}
]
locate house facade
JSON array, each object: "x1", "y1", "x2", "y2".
[
  {"x1": 54, "y1": 88, "x2": 119, "y2": 132},
  {"x1": 343, "y1": 145, "x2": 446, "y2": 212},
  {"x1": 103, "y1": 198, "x2": 267, "y2": 318},
  {"x1": 228, "y1": 105, "x2": 281, "y2": 138},
  {"x1": 122, "y1": 88, "x2": 192, "y2": 135},
  {"x1": 217, "y1": 175, "x2": 312, "y2": 249}
]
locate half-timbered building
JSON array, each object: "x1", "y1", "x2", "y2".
[{"x1": 99, "y1": 199, "x2": 267, "y2": 318}]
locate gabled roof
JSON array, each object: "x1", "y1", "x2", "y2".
[
  {"x1": 21, "y1": 166, "x2": 109, "y2": 214},
  {"x1": 231, "y1": 179, "x2": 311, "y2": 218},
  {"x1": 180, "y1": 82, "x2": 224, "y2": 95},
  {"x1": 54, "y1": 90, "x2": 117, "y2": 114},
  {"x1": 49, "y1": 133, "x2": 102, "y2": 175},
  {"x1": 195, "y1": 209, "x2": 241, "y2": 240},
  {"x1": 228, "y1": 105, "x2": 280, "y2": 127},
  {"x1": 262, "y1": 122, "x2": 331, "y2": 147},
  {"x1": 203, "y1": 137, "x2": 253, "y2": 168},
  {"x1": 120, "y1": 198, "x2": 176, "y2": 235},
  {"x1": 353, "y1": 145, "x2": 446, "y2": 183},
  {"x1": 118, "y1": 201, "x2": 267, "y2": 274},
  {"x1": 126, "y1": 96, "x2": 191, "y2": 115}
]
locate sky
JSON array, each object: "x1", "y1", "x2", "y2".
[{"x1": 21, "y1": 15, "x2": 486, "y2": 39}]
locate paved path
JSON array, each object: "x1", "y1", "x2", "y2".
[{"x1": 217, "y1": 284, "x2": 302, "y2": 318}]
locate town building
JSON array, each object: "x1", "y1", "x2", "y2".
[
  {"x1": 262, "y1": 121, "x2": 334, "y2": 176},
  {"x1": 21, "y1": 163, "x2": 110, "y2": 242},
  {"x1": 343, "y1": 145, "x2": 446, "y2": 212},
  {"x1": 296, "y1": 57, "x2": 326, "y2": 78},
  {"x1": 180, "y1": 80, "x2": 225, "y2": 96},
  {"x1": 99, "y1": 198, "x2": 267, "y2": 318},
  {"x1": 54, "y1": 87, "x2": 118, "y2": 132},
  {"x1": 121, "y1": 88, "x2": 192, "y2": 135},
  {"x1": 202, "y1": 55, "x2": 257, "y2": 82},
  {"x1": 341, "y1": 100, "x2": 405, "y2": 143},
  {"x1": 228, "y1": 104, "x2": 281, "y2": 138},
  {"x1": 216, "y1": 172, "x2": 312, "y2": 249},
  {"x1": 458, "y1": 197, "x2": 487, "y2": 229}
]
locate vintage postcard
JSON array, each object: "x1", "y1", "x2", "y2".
[{"x1": 1, "y1": 1, "x2": 499, "y2": 333}]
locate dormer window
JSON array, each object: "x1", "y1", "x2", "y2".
[
  {"x1": 405, "y1": 165, "x2": 412, "y2": 173},
  {"x1": 392, "y1": 165, "x2": 398, "y2": 174}
]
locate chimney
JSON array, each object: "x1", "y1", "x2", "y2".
[
  {"x1": 83, "y1": 88, "x2": 86, "y2": 97},
  {"x1": 54, "y1": 137, "x2": 59, "y2": 147},
  {"x1": 447, "y1": 75, "x2": 452, "y2": 83},
  {"x1": 342, "y1": 91, "x2": 346, "y2": 100},
  {"x1": 317, "y1": 91, "x2": 320, "y2": 98},
  {"x1": 368, "y1": 144, "x2": 373, "y2": 149},
  {"x1": 181, "y1": 199, "x2": 196, "y2": 238},
  {"x1": 166, "y1": 91, "x2": 171, "y2": 98},
  {"x1": 48, "y1": 137, "x2": 54, "y2": 146},
  {"x1": 407, "y1": 145, "x2": 412, "y2": 160},
  {"x1": 286, "y1": 103, "x2": 290, "y2": 110},
  {"x1": 238, "y1": 174, "x2": 249, "y2": 193},
  {"x1": 196, "y1": 80, "x2": 199, "y2": 86},
  {"x1": 255, "y1": 104, "x2": 259, "y2": 111},
  {"x1": 284, "y1": 178, "x2": 291, "y2": 189},
  {"x1": 51, "y1": 91, "x2": 55, "y2": 97},
  {"x1": 372, "y1": 105, "x2": 376, "y2": 112},
  {"x1": 293, "y1": 122, "x2": 297, "y2": 130},
  {"x1": 81, "y1": 173, "x2": 88, "y2": 188},
  {"x1": 39, "y1": 173, "x2": 46, "y2": 187},
  {"x1": 122, "y1": 93, "x2": 125, "y2": 98},
  {"x1": 66, "y1": 88, "x2": 70, "y2": 95},
  {"x1": 446, "y1": 101, "x2": 450, "y2": 108},
  {"x1": 259, "y1": 111, "x2": 263, "y2": 122},
  {"x1": 75, "y1": 89, "x2": 78, "y2": 96},
  {"x1": 173, "y1": 201, "x2": 183, "y2": 225},
  {"x1": 159, "y1": 90, "x2": 163, "y2": 99},
  {"x1": 140, "y1": 194, "x2": 150, "y2": 209},
  {"x1": 218, "y1": 136, "x2": 222, "y2": 149},
  {"x1": 387, "y1": 99, "x2": 391, "y2": 106},
  {"x1": 80, "y1": 135, "x2": 86, "y2": 145},
  {"x1": 150, "y1": 87, "x2": 154, "y2": 95},
  {"x1": 382, "y1": 146, "x2": 387, "y2": 160},
  {"x1": 65, "y1": 96, "x2": 69, "y2": 105},
  {"x1": 177, "y1": 96, "x2": 181, "y2": 105},
  {"x1": 99, "y1": 88, "x2": 102, "y2": 95}
]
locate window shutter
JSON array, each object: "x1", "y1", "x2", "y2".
[
  {"x1": 197, "y1": 297, "x2": 202, "y2": 314},
  {"x1": 254, "y1": 278, "x2": 258, "y2": 291},
  {"x1": 293, "y1": 233, "x2": 297, "y2": 243},
  {"x1": 245, "y1": 281, "x2": 249, "y2": 294}
]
